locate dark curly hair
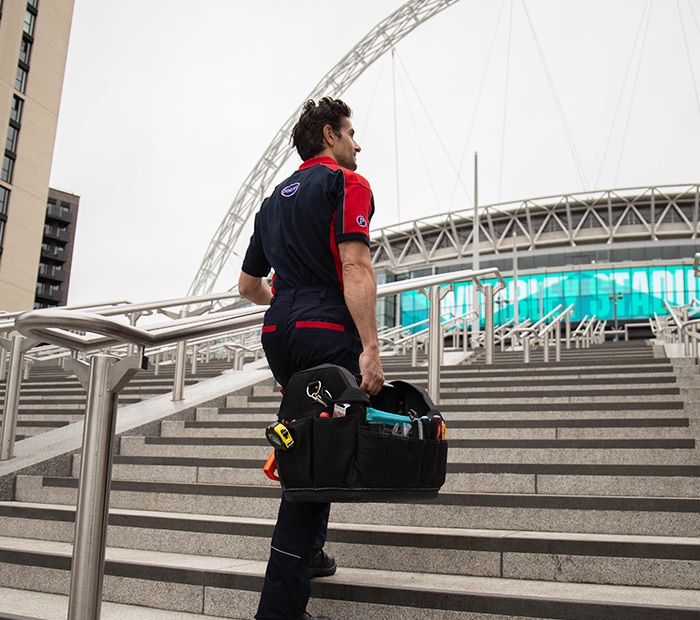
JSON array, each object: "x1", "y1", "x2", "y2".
[{"x1": 291, "y1": 97, "x2": 352, "y2": 161}]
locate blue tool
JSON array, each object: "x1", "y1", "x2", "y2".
[{"x1": 365, "y1": 407, "x2": 412, "y2": 427}]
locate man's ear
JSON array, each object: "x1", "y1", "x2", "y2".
[{"x1": 322, "y1": 123, "x2": 336, "y2": 147}]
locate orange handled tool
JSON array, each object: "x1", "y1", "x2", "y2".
[{"x1": 263, "y1": 450, "x2": 280, "y2": 481}]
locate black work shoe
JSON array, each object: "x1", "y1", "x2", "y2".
[
  {"x1": 308, "y1": 548, "x2": 337, "y2": 578},
  {"x1": 297, "y1": 613, "x2": 330, "y2": 620}
]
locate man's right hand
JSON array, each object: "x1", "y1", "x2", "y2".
[{"x1": 358, "y1": 347, "x2": 384, "y2": 395}]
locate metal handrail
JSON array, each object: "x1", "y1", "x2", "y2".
[
  {"x1": 681, "y1": 318, "x2": 700, "y2": 360},
  {"x1": 535, "y1": 304, "x2": 575, "y2": 362},
  {"x1": 5, "y1": 266, "x2": 504, "y2": 620},
  {"x1": 13, "y1": 267, "x2": 501, "y2": 351},
  {"x1": 14, "y1": 306, "x2": 266, "y2": 351}
]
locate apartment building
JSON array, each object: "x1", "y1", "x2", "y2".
[
  {"x1": 34, "y1": 187, "x2": 79, "y2": 308},
  {"x1": 0, "y1": 0, "x2": 75, "y2": 311}
]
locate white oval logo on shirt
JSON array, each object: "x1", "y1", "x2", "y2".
[{"x1": 281, "y1": 182, "x2": 300, "y2": 197}]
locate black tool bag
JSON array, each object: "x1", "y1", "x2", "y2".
[{"x1": 274, "y1": 364, "x2": 448, "y2": 503}]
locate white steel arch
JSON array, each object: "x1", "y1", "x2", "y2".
[{"x1": 187, "y1": 0, "x2": 461, "y2": 296}]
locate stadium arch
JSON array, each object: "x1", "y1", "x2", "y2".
[{"x1": 187, "y1": 0, "x2": 462, "y2": 297}]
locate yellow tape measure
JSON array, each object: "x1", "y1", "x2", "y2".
[{"x1": 265, "y1": 422, "x2": 295, "y2": 450}]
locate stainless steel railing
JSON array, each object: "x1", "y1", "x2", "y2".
[{"x1": 3, "y1": 266, "x2": 503, "y2": 620}]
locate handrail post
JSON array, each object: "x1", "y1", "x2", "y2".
[
  {"x1": 0, "y1": 336, "x2": 24, "y2": 460},
  {"x1": 67, "y1": 353, "x2": 145, "y2": 620},
  {"x1": 173, "y1": 338, "x2": 187, "y2": 401},
  {"x1": 483, "y1": 284, "x2": 495, "y2": 364},
  {"x1": 0, "y1": 335, "x2": 37, "y2": 461},
  {"x1": 0, "y1": 343, "x2": 7, "y2": 381},
  {"x1": 555, "y1": 319, "x2": 562, "y2": 362},
  {"x1": 427, "y1": 284, "x2": 452, "y2": 404},
  {"x1": 172, "y1": 307, "x2": 188, "y2": 401},
  {"x1": 523, "y1": 333, "x2": 530, "y2": 364},
  {"x1": 191, "y1": 344, "x2": 198, "y2": 375}
]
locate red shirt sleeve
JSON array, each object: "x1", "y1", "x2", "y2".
[{"x1": 335, "y1": 169, "x2": 374, "y2": 246}]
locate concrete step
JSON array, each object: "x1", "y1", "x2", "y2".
[
  {"x1": 0, "y1": 536, "x2": 698, "y2": 619},
  {"x1": 114, "y1": 434, "x2": 697, "y2": 465},
  {"x1": 13, "y1": 476, "x2": 700, "y2": 537},
  {"x1": 3, "y1": 340, "x2": 698, "y2": 618},
  {"x1": 102, "y1": 456, "x2": 700, "y2": 497},
  {"x1": 1, "y1": 503, "x2": 699, "y2": 591},
  {"x1": 197, "y1": 406, "x2": 690, "y2": 424},
  {"x1": 0, "y1": 585, "x2": 231, "y2": 620},
  {"x1": 159, "y1": 417, "x2": 693, "y2": 441}
]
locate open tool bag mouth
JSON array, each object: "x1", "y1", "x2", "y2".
[{"x1": 273, "y1": 364, "x2": 448, "y2": 503}]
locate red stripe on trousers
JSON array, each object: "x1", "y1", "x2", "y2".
[{"x1": 295, "y1": 321, "x2": 345, "y2": 332}]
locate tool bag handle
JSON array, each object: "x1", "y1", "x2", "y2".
[{"x1": 278, "y1": 363, "x2": 370, "y2": 422}]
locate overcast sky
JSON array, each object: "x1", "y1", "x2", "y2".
[{"x1": 49, "y1": 0, "x2": 700, "y2": 306}]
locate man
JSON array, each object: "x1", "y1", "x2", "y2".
[{"x1": 238, "y1": 97, "x2": 384, "y2": 620}]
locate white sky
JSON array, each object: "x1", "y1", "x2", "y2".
[{"x1": 49, "y1": 0, "x2": 700, "y2": 306}]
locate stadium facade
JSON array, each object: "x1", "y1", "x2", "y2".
[{"x1": 370, "y1": 184, "x2": 699, "y2": 330}]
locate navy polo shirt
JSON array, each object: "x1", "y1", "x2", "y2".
[{"x1": 241, "y1": 156, "x2": 375, "y2": 292}]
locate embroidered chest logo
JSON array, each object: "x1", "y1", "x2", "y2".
[
  {"x1": 356, "y1": 215, "x2": 368, "y2": 227},
  {"x1": 281, "y1": 182, "x2": 300, "y2": 198}
]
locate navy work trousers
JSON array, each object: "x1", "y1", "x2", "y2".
[{"x1": 255, "y1": 287, "x2": 361, "y2": 620}]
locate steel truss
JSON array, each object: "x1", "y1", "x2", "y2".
[
  {"x1": 188, "y1": 0, "x2": 462, "y2": 296},
  {"x1": 370, "y1": 184, "x2": 700, "y2": 271}
]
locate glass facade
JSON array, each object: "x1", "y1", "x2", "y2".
[{"x1": 399, "y1": 263, "x2": 699, "y2": 328}]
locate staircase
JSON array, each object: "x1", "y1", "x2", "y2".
[
  {"x1": 0, "y1": 359, "x2": 234, "y2": 442},
  {"x1": 0, "y1": 340, "x2": 699, "y2": 619}
]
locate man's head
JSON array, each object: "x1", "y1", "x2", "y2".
[{"x1": 292, "y1": 97, "x2": 361, "y2": 170}]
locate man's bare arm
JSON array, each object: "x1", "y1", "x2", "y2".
[
  {"x1": 338, "y1": 240, "x2": 384, "y2": 395},
  {"x1": 238, "y1": 271, "x2": 273, "y2": 305}
]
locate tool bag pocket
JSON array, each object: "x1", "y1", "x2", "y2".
[{"x1": 273, "y1": 364, "x2": 448, "y2": 503}]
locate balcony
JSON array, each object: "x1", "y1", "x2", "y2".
[
  {"x1": 38, "y1": 263, "x2": 66, "y2": 283},
  {"x1": 41, "y1": 245, "x2": 67, "y2": 263},
  {"x1": 43, "y1": 226, "x2": 70, "y2": 243},
  {"x1": 35, "y1": 284, "x2": 64, "y2": 303},
  {"x1": 45, "y1": 203, "x2": 73, "y2": 224}
]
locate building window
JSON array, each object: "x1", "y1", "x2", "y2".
[
  {"x1": 10, "y1": 96, "x2": 23, "y2": 124},
  {"x1": 23, "y1": 9, "x2": 35, "y2": 36},
  {"x1": 0, "y1": 186, "x2": 9, "y2": 215},
  {"x1": 2, "y1": 155, "x2": 14, "y2": 183},
  {"x1": 15, "y1": 65, "x2": 28, "y2": 93},
  {"x1": 0, "y1": 219, "x2": 5, "y2": 251},
  {"x1": 27, "y1": 0, "x2": 38, "y2": 8},
  {"x1": 19, "y1": 37, "x2": 32, "y2": 64},
  {"x1": 5, "y1": 125, "x2": 18, "y2": 153}
]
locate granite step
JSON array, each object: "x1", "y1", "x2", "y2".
[
  {"x1": 101, "y1": 455, "x2": 700, "y2": 497},
  {"x1": 13, "y1": 476, "x2": 700, "y2": 537},
  {"x1": 0, "y1": 536, "x2": 698, "y2": 619},
  {"x1": 1, "y1": 503, "x2": 698, "y2": 591}
]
